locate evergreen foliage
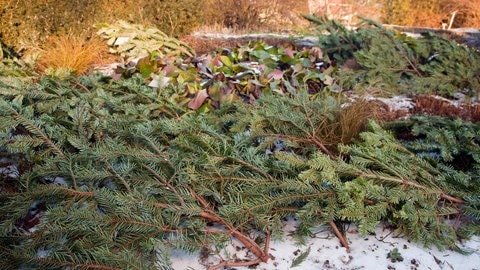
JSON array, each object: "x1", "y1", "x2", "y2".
[
  {"x1": 387, "y1": 115, "x2": 480, "y2": 236},
  {"x1": 304, "y1": 15, "x2": 480, "y2": 97},
  {"x1": 1, "y1": 74, "x2": 478, "y2": 268}
]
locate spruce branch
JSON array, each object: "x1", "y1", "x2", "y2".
[
  {"x1": 188, "y1": 187, "x2": 271, "y2": 264},
  {"x1": 101, "y1": 158, "x2": 131, "y2": 192},
  {"x1": 4, "y1": 103, "x2": 65, "y2": 159},
  {"x1": 352, "y1": 171, "x2": 463, "y2": 204},
  {"x1": 226, "y1": 156, "x2": 280, "y2": 183},
  {"x1": 143, "y1": 165, "x2": 185, "y2": 206}
]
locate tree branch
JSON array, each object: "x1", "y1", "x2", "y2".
[{"x1": 329, "y1": 221, "x2": 350, "y2": 252}]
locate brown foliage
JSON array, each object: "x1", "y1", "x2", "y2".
[
  {"x1": 338, "y1": 98, "x2": 379, "y2": 144},
  {"x1": 201, "y1": 0, "x2": 308, "y2": 31},
  {"x1": 36, "y1": 36, "x2": 108, "y2": 75},
  {"x1": 381, "y1": 0, "x2": 480, "y2": 28},
  {"x1": 440, "y1": 0, "x2": 480, "y2": 28},
  {"x1": 0, "y1": 0, "x2": 202, "y2": 53},
  {"x1": 412, "y1": 95, "x2": 480, "y2": 123},
  {"x1": 181, "y1": 35, "x2": 296, "y2": 55}
]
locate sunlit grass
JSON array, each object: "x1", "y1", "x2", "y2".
[{"x1": 37, "y1": 35, "x2": 107, "y2": 76}]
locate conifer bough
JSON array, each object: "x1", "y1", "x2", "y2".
[{"x1": 1, "y1": 21, "x2": 479, "y2": 268}]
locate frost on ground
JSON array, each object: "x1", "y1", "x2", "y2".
[{"x1": 170, "y1": 218, "x2": 480, "y2": 270}]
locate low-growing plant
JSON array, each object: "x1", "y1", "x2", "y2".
[
  {"x1": 36, "y1": 35, "x2": 107, "y2": 78},
  {"x1": 116, "y1": 41, "x2": 341, "y2": 111},
  {"x1": 96, "y1": 21, "x2": 195, "y2": 61}
]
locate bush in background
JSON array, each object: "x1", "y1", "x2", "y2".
[
  {"x1": 0, "y1": 0, "x2": 201, "y2": 54},
  {"x1": 381, "y1": 0, "x2": 480, "y2": 28},
  {"x1": 201, "y1": 0, "x2": 309, "y2": 31}
]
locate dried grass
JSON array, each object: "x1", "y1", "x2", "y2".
[
  {"x1": 37, "y1": 35, "x2": 108, "y2": 75},
  {"x1": 413, "y1": 95, "x2": 480, "y2": 122},
  {"x1": 338, "y1": 98, "x2": 379, "y2": 144}
]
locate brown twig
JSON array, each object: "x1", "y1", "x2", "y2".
[
  {"x1": 329, "y1": 221, "x2": 350, "y2": 252},
  {"x1": 441, "y1": 193, "x2": 464, "y2": 204},
  {"x1": 208, "y1": 258, "x2": 263, "y2": 270},
  {"x1": 207, "y1": 231, "x2": 272, "y2": 270},
  {"x1": 186, "y1": 186, "x2": 271, "y2": 264},
  {"x1": 198, "y1": 211, "x2": 270, "y2": 262}
]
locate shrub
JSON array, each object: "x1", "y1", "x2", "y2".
[
  {"x1": 0, "y1": 0, "x2": 202, "y2": 54},
  {"x1": 381, "y1": 0, "x2": 480, "y2": 28},
  {"x1": 200, "y1": 0, "x2": 309, "y2": 31}
]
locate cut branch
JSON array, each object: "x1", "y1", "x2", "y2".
[
  {"x1": 143, "y1": 165, "x2": 186, "y2": 206},
  {"x1": 329, "y1": 221, "x2": 350, "y2": 252},
  {"x1": 188, "y1": 187, "x2": 271, "y2": 264},
  {"x1": 199, "y1": 211, "x2": 270, "y2": 263}
]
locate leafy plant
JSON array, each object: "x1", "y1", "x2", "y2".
[
  {"x1": 117, "y1": 41, "x2": 341, "y2": 111},
  {"x1": 96, "y1": 21, "x2": 195, "y2": 61},
  {"x1": 387, "y1": 247, "x2": 404, "y2": 262}
]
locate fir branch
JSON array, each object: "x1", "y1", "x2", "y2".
[
  {"x1": 143, "y1": 165, "x2": 185, "y2": 206},
  {"x1": 2, "y1": 102, "x2": 65, "y2": 159},
  {"x1": 188, "y1": 187, "x2": 270, "y2": 263},
  {"x1": 101, "y1": 158, "x2": 131, "y2": 192}
]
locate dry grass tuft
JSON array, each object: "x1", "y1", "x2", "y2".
[
  {"x1": 37, "y1": 35, "x2": 108, "y2": 75},
  {"x1": 338, "y1": 98, "x2": 379, "y2": 144}
]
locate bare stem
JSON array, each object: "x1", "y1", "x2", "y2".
[{"x1": 329, "y1": 221, "x2": 350, "y2": 252}]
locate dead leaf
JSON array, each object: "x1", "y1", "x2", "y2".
[
  {"x1": 310, "y1": 47, "x2": 323, "y2": 59},
  {"x1": 267, "y1": 69, "x2": 284, "y2": 80},
  {"x1": 188, "y1": 89, "x2": 209, "y2": 110},
  {"x1": 284, "y1": 47, "x2": 295, "y2": 58},
  {"x1": 212, "y1": 55, "x2": 223, "y2": 67}
]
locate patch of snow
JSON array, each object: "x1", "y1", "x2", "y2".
[
  {"x1": 0, "y1": 164, "x2": 19, "y2": 179},
  {"x1": 169, "y1": 219, "x2": 480, "y2": 270},
  {"x1": 365, "y1": 95, "x2": 415, "y2": 112}
]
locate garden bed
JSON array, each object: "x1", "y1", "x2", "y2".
[{"x1": 1, "y1": 18, "x2": 480, "y2": 270}]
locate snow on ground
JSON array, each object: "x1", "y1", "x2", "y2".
[{"x1": 170, "y1": 219, "x2": 480, "y2": 270}]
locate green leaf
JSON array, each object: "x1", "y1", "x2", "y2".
[
  {"x1": 137, "y1": 56, "x2": 156, "y2": 78},
  {"x1": 219, "y1": 55, "x2": 233, "y2": 68}
]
